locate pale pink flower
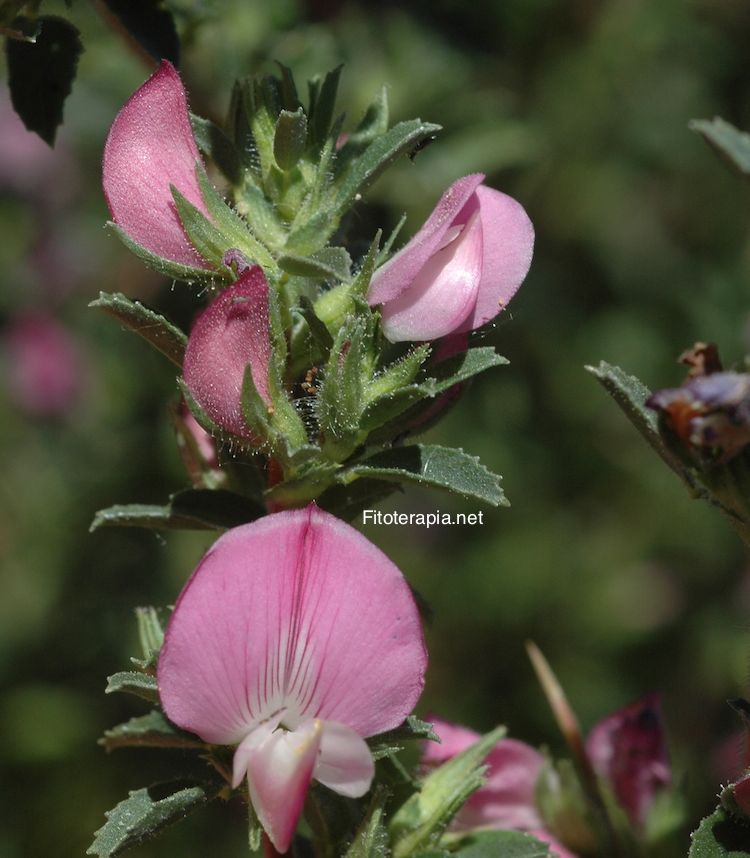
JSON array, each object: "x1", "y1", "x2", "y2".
[
  {"x1": 367, "y1": 174, "x2": 533, "y2": 342},
  {"x1": 182, "y1": 265, "x2": 272, "y2": 440},
  {"x1": 422, "y1": 717, "x2": 577, "y2": 858},
  {"x1": 158, "y1": 506, "x2": 427, "y2": 852},
  {"x1": 102, "y1": 60, "x2": 211, "y2": 270},
  {"x1": 4, "y1": 315, "x2": 84, "y2": 417},
  {"x1": 585, "y1": 694, "x2": 671, "y2": 828}
]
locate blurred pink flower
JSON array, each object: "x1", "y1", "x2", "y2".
[
  {"x1": 4, "y1": 315, "x2": 84, "y2": 417},
  {"x1": 423, "y1": 717, "x2": 577, "y2": 857},
  {"x1": 158, "y1": 506, "x2": 427, "y2": 853},
  {"x1": 585, "y1": 693, "x2": 671, "y2": 828},
  {"x1": 182, "y1": 265, "x2": 271, "y2": 441},
  {"x1": 102, "y1": 60, "x2": 212, "y2": 270},
  {"x1": 367, "y1": 174, "x2": 533, "y2": 342}
]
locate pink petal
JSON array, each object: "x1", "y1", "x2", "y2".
[
  {"x1": 242, "y1": 719, "x2": 323, "y2": 853},
  {"x1": 367, "y1": 174, "x2": 484, "y2": 306},
  {"x1": 314, "y1": 720, "x2": 375, "y2": 798},
  {"x1": 157, "y1": 506, "x2": 426, "y2": 745},
  {"x1": 585, "y1": 694, "x2": 671, "y2": 827},
  {"x1": 103, "y1": 60, "x2": 211, "y2": 269},
  {"x1": 182, "y1": 266, "x2": 271, "y2": 440},
  {"x1": 456, "y1": 185, "x2": 534, "y2": 332},
  {"x1": 379, "y1": 211, "x2": 483, "y2": 342}
]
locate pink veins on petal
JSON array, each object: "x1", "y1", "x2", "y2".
[
  {"x1": 102, "y1": 60, "x2": 211, "y2": 269},
  {"x1": 158, "y1": 506, "x2": 427, "y2": 852}
]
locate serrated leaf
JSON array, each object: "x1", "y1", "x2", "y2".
[
  {"x1": 89, "y1": 292, "x2": 186, "y2": 367},
  {"x1": 690, "y1": 117, "x2": 750, "y2": 178},
  {"x1": 342, "y1": 445, "x2": 507, "y2": 507},
  {"x1": 105, "y1": 671, "x2": 159, "y2": 704},
  {"x1": 279, "y1": 247, "x2": 353, "y2": 281},
  {"x1": 90, "y1": 489, "x2": 265, "y2": 533},
  {"x1": 190, "y1": 113, "x2": 242, "y2": 184},
  {"x1": 585, "y1": 361, "x2": 690, "y2": 479},
  {"x1": 453, "y1": 831, "x2": 552, "y2": 857},
  {"x1": 100, "y1": 710, "x2": 204, "y2": 752},
  {"x1": 87, "y1": 782, "x2": 213, "y2": 857},
  {"x1": 335, "y1": 119, "x2": 442, "y2": 211},
  {"x1": 99, "y1": 0, "x2": 179, "y2": 65},
  {"x1": 389, "y1": 725, "x2": 506, "y2": 857},
  {"x1": 688, "y1": 806, "x2": 750, "y2": 857},
  {"x1": 107, "y1": 223, "x2": 217, "y2": 282},
  {"x1": 6, "y1": 15, "x2": 82, "y2": 145}
]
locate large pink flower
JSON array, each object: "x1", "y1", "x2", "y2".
[
  {"x1": 103, "y1": 60, "x2": 211, "y2": 270},
  {"x1": 158, "y1": 506, "x2": 427, "y2": 852},
  {"x1": 182, "y1": 264, "x2": 272, "y2": 440},
  {"x1": 422, "y1": 717, "x2": 577, "y2": 858},
  {"x1": 367, "y1": 174, "x2": 533, "y2": 342}
]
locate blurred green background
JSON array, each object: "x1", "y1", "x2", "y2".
[{"x1": 2, "y1": 0, "x2": 750, "y2": 854}]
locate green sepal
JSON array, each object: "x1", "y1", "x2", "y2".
[
  {"x1": 100, "y1": 710, "x2": 204, "y2": 752},
  {"x1": 688, "y1": 805, "x2": 750, "y2": 857},
  {"x1": 278, "y1": 246, "x2": 353, "y2": 282},
  {"x1": 226, "y1": 78, "x2": 261, "y2": 175},
  {"x1": 389, "y1": 725, "x2": 506, "y2": 857},
  {"x1": 264, "y1": 461, "x2": 340, "y2": 507},
  {"x1": 275, "y1": 62, "x2": 301, "y2": 111},
  {"x1": 343, "y1": 787, "x2": 390, "y2": 858},
  {"x1": 105, "y1": 671, "x2": 159, "y2": 704},
  {"x1": 377, "y1": 213, "x2": 407, "y2": 265},
  {"x1": 295, "y1": 295, "x2": 334, "y2": 353},
  {"x1": 190, "y1": 112, "x2": 242, "y2": 184},
  {"x1": 340, "y1": 444, "x2": 507, "y2": 507},
  {"x1": 308, "y1": 65, "x2": 343, "y2": 149},
  {"x1": 132, "y1": 606, "x2": 164, "y2": 669},
  {"x1": 690, "y1": 117, "x2": 750, "y2": 178},
  {"x1": 248, "y1": 76, "x2": 281, "y2": 184},
  {"x1": 367, "y1": 345, "x2": 432, "y2": 402},
  {"x1": 86, "y1": 781, "x2": 218, "y2": 857},
  {"x1": 107, "y1": 222, "x2": 216, "y2": 282},
  {"x1": 274, "y1": 107, "x2": 308, "y2": 170},
  {"x1": 89, "y1": 291, "x2": 186, "y2": 367},
  {"x1": 335, "y1": 119, "x2": 442, "y2": 211},
  {"x1": 90, "y1": 488, "x2": 265, "y2": 533},
  {"x1": 285, "y1": 210, "x2": 336, "y2": 256}
]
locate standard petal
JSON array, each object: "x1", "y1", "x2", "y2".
[
  {"x1": 182, "y1": 266, "x2": 271, "y2": 439},
  {"x1": 457, "y1": 185, "x2": 534, "y2": 332},
  {"x1": 103, "y1": 60, "x2": 211, "y2": 269},
  {"x1": 367, "y1": 173, "x2": 484, "y2": 306},
  {"x1": 157, "y1": 506, "x2": 426, "y2": 745},
  {"x1": 314, "y1": 720, "x2": 375, "y2": 798},
  {"x1": 379, "y1": 211, "x2": 483, "y2": 342},
  {"x1": 243, "y1": 720, "x2": 323, "y2": 853}
]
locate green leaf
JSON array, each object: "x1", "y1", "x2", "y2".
[
  {"x1": 105, "y1": 671, "x2": 159, "y2": 704},
  {"x1": 274, "y1": 107, "x2": 308, "y2": 170},
  {"x1": 106, "y1": 223, "x2": 217, "y2": 282},
  {"x1": 585, "y1": 361, "x2": 690, "y2": 477},
  {"x1": 87, "y1": 782, "x2": 214, "y2": 857},
  {"x1": 6, "y1": 15, "x2": 82, "y2": 145},
  {"x1": 336, "y1": 119, "x2": 442, "y2": 211},
  {"x1": 100, "y1": 710, "x2": 204, "y2": 752},
  {"x1": 369, "y1": 716, "x2": 439, "y2": 761},
  {"x1": 133, "y1": 607, "x2": 164, "y2": 669},
  {"x1": 89, "y1": 292, "x2": 186, "y2": 367},
  {"x1": 316, "y1": 477, "x2": 399, "y2": 521},
  {"x1": 452, "y1": 831, "x2": 553, "y2": 857},
  {"x1": 335, "y1": 87, "x2": 389, "y2": 166},
  {"x1": 342, "y1": 445, "x2": 507, "y2": 507},
  {"x1": 690, "y1": 117, "x2": 750, "y2": 178},
  {"x1": 367, "y1": 345, "x2": 432, "y2": 402},
  {"x1": 190, "y1": 113, "x2": 242, "y2": 184},
  {"x1": 279, "y1": 247, "x2": 353, "y2": 282},
  {"x1": 90, "y1": 489, "x2": 265, "y2": 533},
  {"x1": 343, "y1": 788, "x2": 390, "y2": 858},
  {"x1": 99, "y1": 0, "x2": 179, "y2": 65},
  {"x1": 688, "y1": 806, "x2": 750, "y2": 857},
  {"x1": 389, "y1": 725, "x2": 506, "y2": 857}
]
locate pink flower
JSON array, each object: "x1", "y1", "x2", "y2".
[
  {"x1": 102, "y1": 60, "x2": 211, "y2": 270},
  {"x1": 585, "y1": 694, "x2": 671, "y2": 828},
  {"x1": 4, "y1": 315, "x2": 84, "y2": 417},
  {"x1": 158, "y1": 506, "x2": 427, "y2": 853},
  {"x1": 422, "y1": 717, "x2": 577, "y2": 858},
  {"x1": 182, "y1": 265, "x2": 272, "y2": 440},
  {"x1": 367, "y1": 174, "x2": 533, "y2": 343}
]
